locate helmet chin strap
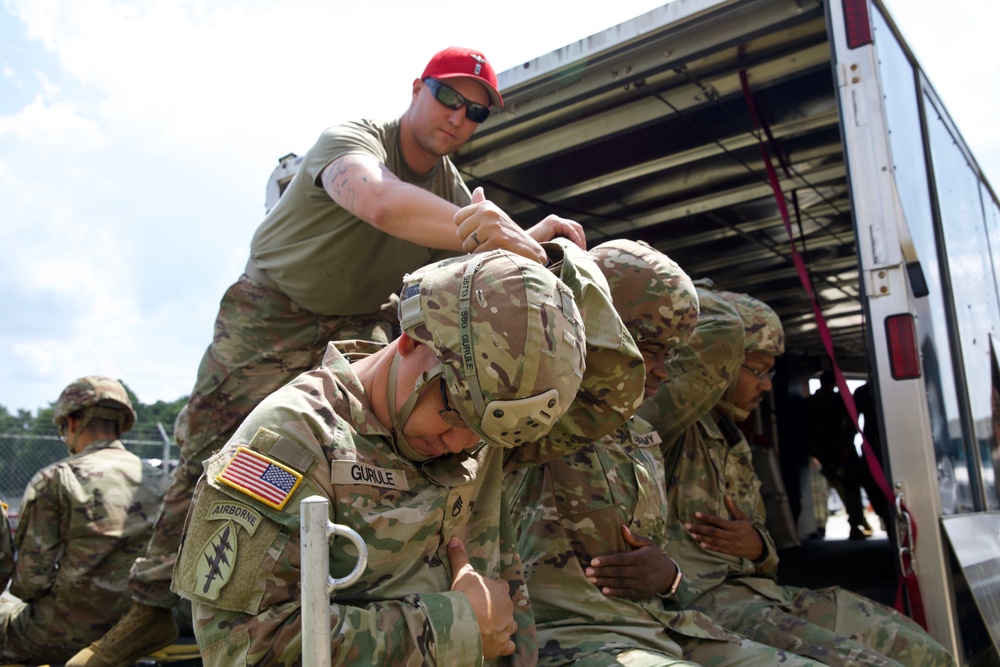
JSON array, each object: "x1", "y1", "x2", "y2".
[
  {"x1": 715, "y1": 373, "x2": 751, "y2": 422},
  {"x1": 62, "y1": 408, "x2": 95, "y2": 454},
  {"x1": 387, "y1": 354, "x2": 444, "y2": 463}
]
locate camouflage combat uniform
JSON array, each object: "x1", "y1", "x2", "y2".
[
  {"x1": 174, "y1": 342, "x2": 540, "y2": 664},
  {"x1": 509, "y1": 243, "x2": 827, "y2": 667},
  {"x1": 0, "y1": 503, "x2": 12, "y2": 589},
  {"x1": 0, "y1": 439, "x2": 165, "y2": 663},
  {"x1": 172, "y1": 249, "x2": 642, "y2": 665},
  {"x1": 130, "y1": 117, "x2": 467, "y2": 607},
  {"x1": 637, "y1": 289, "x2": 957, "y2": 667},
  {"x1": 510, "y1": 416, "x2": 838, "y2": 667}
]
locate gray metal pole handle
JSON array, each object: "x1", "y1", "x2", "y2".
[{"x1": 301, "y1": 495, "x2": 368, "y2": 667}]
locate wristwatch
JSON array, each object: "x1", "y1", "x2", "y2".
[{"x1": 665, "y1": 557, "x2": 683, "y2": 597}]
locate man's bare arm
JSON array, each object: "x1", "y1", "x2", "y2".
[{"x1": 322, "y1": 154, "x2": 466, "y2": 250}]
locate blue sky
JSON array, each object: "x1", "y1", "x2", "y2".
[{"x1": 1, "y1": 0, "x2": 997, "y2": 414}]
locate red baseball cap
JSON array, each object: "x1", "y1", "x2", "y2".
[{"x1": 421, "y1": 46, "x2": 502, "y2": 108}]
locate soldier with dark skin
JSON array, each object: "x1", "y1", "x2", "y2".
[
  {"x1": 510, "y1": 240, "x2": 832, "y2": 667},
  {"x1": 0, "y1": 377, "x2": 164, "y2": 664},
  {"x1": 632, "y1": 291, "x2": 957, "y2": 667}
]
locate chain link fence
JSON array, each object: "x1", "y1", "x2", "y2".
[{"x1": 0, "y1": 425, "x2": 180, "y2": 529}]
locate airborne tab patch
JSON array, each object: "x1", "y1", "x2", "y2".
[{"x1": 217, "y1": 447, "x2": 303, "y2": 510}]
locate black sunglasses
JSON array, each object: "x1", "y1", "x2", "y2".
[{"x1": 423, "y1": 78, "x2": 491, "y2": 123}]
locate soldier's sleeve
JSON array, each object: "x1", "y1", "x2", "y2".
[
  {"x1": 0, "y1": 503, "x2": 13, "y2": 589},
  {"x1": 730, "y1": 440, "x2": 780, "y2": 578},
  {"x1": 175, "y1": 429, "x2": 486, "y2": 667},
  {"x1": 637, "y1": 287, "x2": 745, "y2": 449},
  {"x1": 10, "y1": 469, "x2": 65, "y2": 601}
]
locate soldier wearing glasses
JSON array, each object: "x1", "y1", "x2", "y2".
[
  {"x1": 68, "y1": 47, "x2": 585, "y2": 666},
  {"x1": 636, "y1": 291, "x2": 956, "y2": 667}
]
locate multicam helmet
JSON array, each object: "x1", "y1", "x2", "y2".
[
  {"x1": 533, "y1": 239, "x2": 646, "y2": 454},
  {"x1": 590, "y1": 239, "x2": 699, "y2": 349},
  {"x1": 714, "y1": 291, "x2": 785, "y2": 355},
  {"x1": 398, "y1": 250, "x2": 586, "y2": 449},
  {"x1": 53, "y1": 375, "x2": 137, "y2": 436}
]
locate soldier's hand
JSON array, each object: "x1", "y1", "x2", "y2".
[
  {"x1": 455, "y1": 188, "x2": 547, "y2": 264},
  {"x1": 685, "y1": 495, "x2": 765, "y2": 561},
  {"x1": 584, "y1": 525, "x2": 679, "y2": 599},
  {"x1": 447, "y1": 537, "x2": 517, "y2": 659},
  {"x1": 526, "y1": 214, "x2": 587, "y2": 250}
]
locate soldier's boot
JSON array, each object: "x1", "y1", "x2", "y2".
[
  {"x1": 849, "y1": 524, "x2": 873, "y2": 540},
  {"x1": 65, "y1": 601, "x2": 179, "y2": 667}
]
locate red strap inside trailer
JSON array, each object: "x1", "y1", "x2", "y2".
[{"x1": 739, "y1": 69, "x2": 928, "y2": 629}]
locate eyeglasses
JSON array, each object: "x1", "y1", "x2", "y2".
[
  {"x1": 742, "y1": 364, "x2": 776, "y2": 382},
  {"x1": 438, "y1": 377, "x2": 466, "y2": 427},
  {"x1": 423, "y1": 78, "x2": 491, "y2": 123}
]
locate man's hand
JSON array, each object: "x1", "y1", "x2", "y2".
[
  {"x1": 526, "y1": 214, "x2": 587, "y2": 250},
  {"x1": 583, "y1": 525, "x2": 679, "y2": 599},
  {"x1": 685, "y1": 495, "x2": 764, "y2": 561},
  {"x1": 448, "y1": 537, "x2": 517, "y2": 659},
  {"x1": 454, "y1": 188, "x2": 547, "y2": 264}
]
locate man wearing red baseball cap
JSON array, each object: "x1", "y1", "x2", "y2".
[
  {"x1": 67, "y1": 46, "x2": 586, "y2": 667},
  {"x1": 421, "y1": 45, "x2": 504, "y2": 108}
]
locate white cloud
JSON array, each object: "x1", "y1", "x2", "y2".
[{"x1": 0, "y1": 93, "x2": 104, "y2": 150}]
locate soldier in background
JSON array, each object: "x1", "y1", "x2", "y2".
[
  {"x1": 171, "y1": 250, "x2": 590, "y2": 665},
  {"x1": 0, "y1": 502, "x2": 12, "y2": 589},
  {"x1": 637, "y1": 292, "x2": 957, "y2": 667},
  {"x1": 805, "y1": 370, "x2": 871, "y2": 540},
  {"x1": 0, "y1": 376, "x2": 165, "y2": 664}
]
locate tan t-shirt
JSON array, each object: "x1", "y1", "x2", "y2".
[{"x1": 250, "y1": 118, "x2": 468, "y2": 315}]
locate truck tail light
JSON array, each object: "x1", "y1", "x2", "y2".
[
  {"x1": 886, "y1": 313, "x2": 920, "y2": 379},
  {"x1": 843, "y1": 0, "x2": 874, "y2": 48}
]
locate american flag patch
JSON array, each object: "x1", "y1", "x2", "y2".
[{"x1": 217, "y1": 447, "x2": 303, "y2": 510}]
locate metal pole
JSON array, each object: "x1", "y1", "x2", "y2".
[
  {"x1": 300, "y1": 495, "x2": 368, "y2": 667},
  {"x1": 155, "y1": 422, "x2": 172, "y2": 474}
]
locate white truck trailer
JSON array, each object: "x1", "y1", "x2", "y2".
[{"x1": 450, "y1": 0, "x2": 999, "y2": 664}]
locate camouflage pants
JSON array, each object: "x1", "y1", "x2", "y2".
[
  {"x1": 681, "y1": 634, "x2": 832, "y2": 667},
  {"x1": 0, "y1": 597, "x2": 93, "y2": 663},
  {"x1": 559, "y1": 636, "x2": 829, "y2": 667},
  {"x1": 690, "y1": 583, "x2": 956, "y2": 667},
  {"x1": 129, "y1": 274, "x2": 397, "y2": 607}
]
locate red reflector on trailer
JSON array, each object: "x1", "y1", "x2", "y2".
[
  {"x1": 885, "y1": 314, "x2": 920, "y2": 379},
  {"x1": 843, "y1": 0, "x2": 873, "y2": 48}
]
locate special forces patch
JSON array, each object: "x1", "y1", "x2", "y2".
[
  {"x1": 197, "y1": 521, "x2": 237, "y2": 600},
  {"x1": 195, "y1": 501, "x2": 265, "y2": 600}
]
